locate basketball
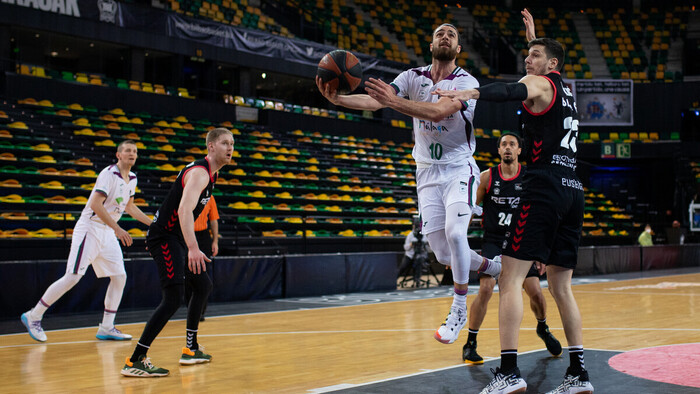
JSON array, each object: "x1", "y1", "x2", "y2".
[{"x1": 317, "y1": 50, "x2": 363, "y2": 93}]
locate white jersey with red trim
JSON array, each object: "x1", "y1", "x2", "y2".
[
  {"x1": 79, "y1": 164, "x2": 137, "y2": 224},
  {"x1": 390, "y1": 65, "x2": 479, "y2": 165}
]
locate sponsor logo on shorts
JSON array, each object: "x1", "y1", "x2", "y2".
[
  {"x1": 561, "y1": 177, "x2": 584, "y2": 190},
  {"x1": 457, "y1": 212, "x2": 469, "y2": 217}
]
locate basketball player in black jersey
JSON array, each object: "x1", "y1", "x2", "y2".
[
  {"x1": 434, "y1": 10, "x2": 593, "y2": 394},
  {"x1": 462, "y1": 132, "x2": 561, "y2": 365},
  {"x1": 121, "y1": 128, "x2": 234, "y2": 377}
]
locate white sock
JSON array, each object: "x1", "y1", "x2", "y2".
[
  {"x1": 30, "y1": 300, "x2": 49, "y2": 321},
  {"x1": 102, "y1": 310, "x2": 116, "y2": 328},
  {"x1": 452, "y1": 290, "x2": 467, "y2": 311}
]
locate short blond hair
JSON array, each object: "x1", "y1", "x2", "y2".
[
  {"x1": 117, "y1": 139, "x2": 137, "y2": 152},
  {"x1": 206, "y1": 128, "x2": 233, "y2": 146}
]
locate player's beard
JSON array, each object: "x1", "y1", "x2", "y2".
[
  {"x1": 502, "y1": 157, "x2": 514, "y2": 165},
  {"x1": 432, "y1": 46, "x2": 458, "y2": 62}
]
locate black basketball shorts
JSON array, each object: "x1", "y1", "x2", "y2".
[
  {"x1": 481, "y1": 241, "x2": 539, "y2": 278},
  {"x1": 147, "y1": 226, "x2": 187, "y2": 287},
  {"x1": 502, "y1": 167, "x2": 584, "y2": 269}
]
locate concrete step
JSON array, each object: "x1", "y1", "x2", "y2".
[{"x1": 571, "y1": 12, "x2": 610, "y2": 78}]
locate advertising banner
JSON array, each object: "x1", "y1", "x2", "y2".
[{"x1": 574, "y1": 79, "x2": 633, "y2": 126}]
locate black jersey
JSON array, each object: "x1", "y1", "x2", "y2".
[
  {"x1": 151, "y1": 158, "x2": 217, "y2": 239},
  {"x1": 520, "y1": 71, "x2": 578, "y2": 172},
  {"x1": 482, "y1": 164, "x2": 524, "y2": 244}
]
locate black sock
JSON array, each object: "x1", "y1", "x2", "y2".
[
  {"x1": 500, "y1": 349, "x2": 518, "y2": 373},
  {"x1": 186, "y1": 329, "x2": 198, "y2": 350},
  {"x1": 467, "y1": 329, "x2": 478, "y2": 344},
  {"x1": 130, "y1": 343, "x2": 149, "y2": 363},
  {"x1": 568, "y1": 346, "x2": 585, "y2": 374}
]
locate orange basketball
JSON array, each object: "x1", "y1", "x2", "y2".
[{"x1": 317, "y1": 50, "x2": 363, "y2": 93}]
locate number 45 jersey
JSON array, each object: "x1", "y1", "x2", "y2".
[
  {"x1": 483, "y1": 164, "x2": 525, "y2": 244},
  {"x1": 390, "y1": 65, "x2": 479, "y2": 165},
  {"x1": 520, "y1": 71, "x2": 578, "y2": 171}
]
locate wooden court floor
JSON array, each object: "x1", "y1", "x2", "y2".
[{"x1": 3, "y1": 272, "x2": 700, "y2": 393}]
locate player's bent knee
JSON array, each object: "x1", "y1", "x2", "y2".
[
  {"x1": 64, "y1": 273, "x2": 83, "y2": 287},
  {"x1": 110, "y1": 273, "x2": 127, "y2": 286}
]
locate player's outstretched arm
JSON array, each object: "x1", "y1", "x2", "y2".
[
  {"x1": 316, "y1": 76, "x2": 384, "y2": 111},
  {"x1": 366, "y1": 77, "x2": 463, "y2": 122}
]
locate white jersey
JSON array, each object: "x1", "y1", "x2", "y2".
[
  {"x1": 79, "y1": 164, "x2": 137, "y2": 224},
  {"x1": 390, "y1": 65, "x2": 479, "y2": 165}
]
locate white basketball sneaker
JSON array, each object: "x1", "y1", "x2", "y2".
[
  {"x1": 434, "y1": 305, "x2": 467, "y2": 344},
  {"x1": 21, "y1": 310, "x2": 47, "y2": 342},
  {"x1": 546, "y1": 369, "x2": 594, "y2": 394},
  {"x1": 480, "y1": 367, "x2": 527, "y2": 394},
  {"x1": 96, "y1": 324, "x2": 133, "y2": 340}
]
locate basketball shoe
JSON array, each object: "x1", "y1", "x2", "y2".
[
  {"x1": 21, "y1": 310, "x2": 47, "y2": 342},
  {"x1": 480, "y1": 367, "x2": 527, "y2": 394},
  {"x1": 121, "y1": 355, "x2": 169, "y2": 377},
  {"x1": 546, "y1": 368, "x2": 594, "y2": 393},
  {"x1": 434, "y1": 305, "x2": 467, "y2": 344},
  {"x1": 462, "y1": 340, "x2": 484, "y2": 364},
  {"x1": 96, "y1": 324, "x2": 132, "y2": 340},
  {"x1": 180, "y1": 345, "x2": 212, "y2": 365},
  {"x1": 536, "y1": 324, "x2": 562, "y2": 356}
]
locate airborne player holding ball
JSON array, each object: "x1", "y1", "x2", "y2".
[{"x1": 317, "y1": 23, "x2": 501, "y2": 346}]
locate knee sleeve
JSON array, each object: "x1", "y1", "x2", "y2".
[
  {"x1": 63, "y1": 273, "x2": 82, "y2": 287},
  {"x1": 426, "y1": 231, "x2": 451, "y2": 265},
  {"x1": 444, "y1": 203, "x2": 474, "y2": 284},
  {"x1": 105, "y1": 274, "x2": 127, "y2": 310}
]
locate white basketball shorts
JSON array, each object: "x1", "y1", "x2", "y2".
[
  {"x1": 66, "y1": 218, "x2": 125, "y2": 277},
  {"x1": 416, "y1": 159, "x2": 480, "y2": 235}
]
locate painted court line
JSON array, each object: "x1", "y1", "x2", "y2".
[{"x1": 4, "y1": 326, "x2": 700, "y2": 349}]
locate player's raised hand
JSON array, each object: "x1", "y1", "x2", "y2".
[
  {"x1": 522, "y1": 8, "x2": 536, "y2": 42},
  {"x1": 115, "y1": 227, "x2": 133, "y2": 247}
]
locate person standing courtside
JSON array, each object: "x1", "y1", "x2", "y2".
[
  {"x1": 121, "y1": 128, "x2": 233, "y2": 377},
  {"x1": 435, "y1": 9, "x2": 594, "y2": 393},
  {"x1": 21, "y1": 140, "x2": 152, "y2": 342},
  {"x1": 317, "y1": 23, "x2": 501, "y2": 346},
  {"x1": 462, "y1": 132, "x2": 561, "y2": 365}
]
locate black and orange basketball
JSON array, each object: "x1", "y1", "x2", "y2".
[{"x1": 317, "y1": 50, "x2": 363, "y2": 93}]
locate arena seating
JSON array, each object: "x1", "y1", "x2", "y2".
[
  {"x1": 0, "y1": 97, "x2": 420, "y2": 243},
  {"x1": 17, "y1": 64, "x2": 194, "y2": 98},
  {"x1": 587, "y1": 6, "x2": 688, "y2": 82},
  {"x1": 0, "y1": 94, "x2": 650, "y2": 245},
  {"x1": 167, "y1": 0, "x2": 292, "y2": 37},
  {"x1": 353, "y1": 0, "x2": 453, "y2": 65}
]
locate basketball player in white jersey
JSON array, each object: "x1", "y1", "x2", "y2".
[
  {"x1": 21, "y1": 140, "x2": 152, "y2": 342},
  {"x1": 317, "y1": 23, "x2": 501, "y2": 345}
]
